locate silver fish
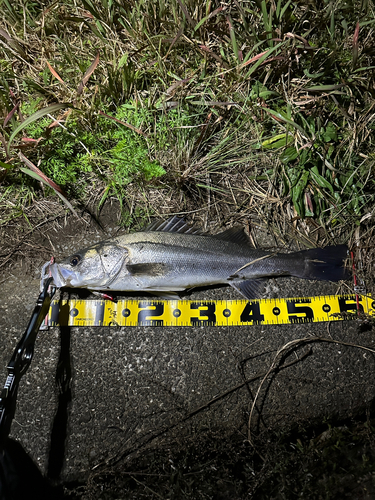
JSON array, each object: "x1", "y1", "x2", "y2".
[{"x1": 42, "y1": 216, "x2": 349, "y2": 299}]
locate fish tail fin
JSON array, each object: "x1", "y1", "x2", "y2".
[{"x1": 293, "y1": 245, "x2": 350, "y2": 282}]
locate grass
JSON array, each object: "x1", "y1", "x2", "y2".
[{"x1": 0, "y1": 0, "x2": 374, "y2": 238}]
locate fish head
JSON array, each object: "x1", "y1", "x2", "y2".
[{"x1": 49, "y1": 241, "x2": 127, "y2": 289}]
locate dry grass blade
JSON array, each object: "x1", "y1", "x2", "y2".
[
  {"x1": 226, "y1": 15, "x2": 240, "y2": 63},
  {"x1": 6, "y1": 103, "x2": 70, "y2": 156},
  {"x1": 19, "y1": 152, "x2": 66, "y2": 196},
  {"x1": 352, "y1": 21, "x2": 360, "y2": 69},
  {"x1": 0, "y1": 27, "x2": 12, "y2": 41},
  {"x1": 242, "y1": 40, "x2": 286, "y2": 78},
  {"x1": 199, "y1": 44, "x2": 230, "y2": 69},
  {"x1": 240, "y1": 50, "x2": 272, "y2": 67},
  {"x1": 18, "y1": 137, "x2": 41, "y2": 146},
  {"x1": 176, "y1": 0, "x2": 194, "y2": 27},
  {"x1": 305, "y1": 84, "x2": 346, "y2": 92},
  {"x1": 9, "y1": 89, "x2": 24, "y2": 122},
  {"x1": 193, "y1": 6, "x2": 224, "y2": 32},
  {"x1": 263, "y1": 108, "x2": 307, "y2": 135},
  {"x1": 77, "y1": 51, "x2": 100, "y2": 95},
  {"x1": 47, "y1": 109, "x2": 72, "y2": 130},
  {"x1": 19, "y1": 153, "x2": 78, "y2": 217},
  {"x1": 98, "y1": 110, "x2": 146, "y2": 136},
  {"x1": 46, "y1": 60, "x2": 65, "y2": 84},
  {"x1": 3, "y1": 101, "x2": 20, "y2": 127},
  {"x1": 0, "y1": 27, "x2": 27, "y2": 58},
  {"x1": 165, "y1": 25, "x2": 185, "y2": 58},
  {"x1": 166, "y1": 77, "x2": 194, "y2": 94}
]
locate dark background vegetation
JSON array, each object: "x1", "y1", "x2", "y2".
[{"x1": 1, "y1": 0, "x2": 375, "y2": 498}]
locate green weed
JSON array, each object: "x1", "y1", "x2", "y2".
[{"x1": 20, "y1": 103, "x2": 168, "y2": 197}]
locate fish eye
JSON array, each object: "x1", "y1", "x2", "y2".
[{"x1": 70, "y1": 255, "x2": 81, "y2": 267}]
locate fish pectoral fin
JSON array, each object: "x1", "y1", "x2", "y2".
[
  {"x1": 126, "y1": 263, "x2": 170, "y2": 277},
  {"x1": 229, "y1": 279, "x2": 266, "y2": 300}
]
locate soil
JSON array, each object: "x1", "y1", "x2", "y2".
[{"x1": 0, "y1": 201, "x2": 374, "y2": 499}]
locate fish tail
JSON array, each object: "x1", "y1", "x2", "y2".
[{"x1": 293, "y1": 245, "x2": 350, "y2": 282}]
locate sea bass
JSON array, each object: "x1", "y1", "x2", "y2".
[{"x1": 42, "y1": 216, "x2": 350, "y2": 299}]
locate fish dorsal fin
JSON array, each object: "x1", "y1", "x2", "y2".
[
  {"x1": 146, "y1": 216, "x2": 203, "y2": 234},
  {"x1": 213, "y1": 226, "x2": 252, "y2": 246},
  {"x1": 146, "y1": 216, "x2": 251, "y2": 243}
]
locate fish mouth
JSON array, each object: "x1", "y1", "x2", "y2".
[{"x1": 49, "y1": 263, "x2": 77, "y2": 288}]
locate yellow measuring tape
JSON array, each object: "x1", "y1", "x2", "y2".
[{"x1": 47, "y1": 294, "x2": 374, "y2": 327}]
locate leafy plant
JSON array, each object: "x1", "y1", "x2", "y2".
[{"x1": 20, "y1": 104, "x2": 168, "y2": 199}]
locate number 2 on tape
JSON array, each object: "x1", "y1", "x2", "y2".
[{"x1": 138, "y1": 302, "x2": 164, "y2": 326}]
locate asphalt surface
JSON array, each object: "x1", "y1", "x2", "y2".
[{"x1": 0, "y1": 217, "x2": 374, "y2": 486}]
